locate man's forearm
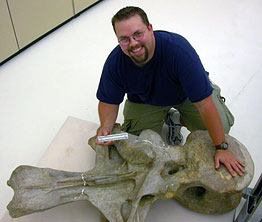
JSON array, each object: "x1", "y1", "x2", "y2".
[
  {"x1": 98, "y1": 101, "x2": 119, "y2": 132},
  {"x1": 195, "y1": 95, "x2": 245, "y2": 177},
  {"x1": 194, "y1": 95, "x2": 225, "y2": 145}
]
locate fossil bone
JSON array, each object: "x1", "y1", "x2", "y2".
[{"x1": 7, "y1": 127, "x2": 254, "y2": 221}]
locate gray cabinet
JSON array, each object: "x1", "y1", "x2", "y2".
[
  {"x1": 0, "y1": 0, "x2": 101, "y2": 64},
  {"x1": 7, "y1": 0, "x2": 74, "y2": 48},
  {"x1": 0, "y1": 0, "x2": 19, "y2": 62},
  {"x1": 74, "y1": 0, "x2": 98, "y2": 14}
]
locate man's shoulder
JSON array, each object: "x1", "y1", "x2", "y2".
[
  {"x1": 103, "y1": 45, "x2": 125, "y2": 73},
  {"x1": 155, "y1": 30, "x2": 198, "y2": 61},
  {"x1": 154, "y1": 31, "x2": 188, "y2": 44},
  {"x1": 103, "y1": 45, "x2": 132, "y2": 77},
  {"x1": 107, "y1": 45, "x2": 122, "y2": 62}
]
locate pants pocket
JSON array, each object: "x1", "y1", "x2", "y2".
[{"x1": 213, "y1": 84, "x2": 234, "y2": 128}]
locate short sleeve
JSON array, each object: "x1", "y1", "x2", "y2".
[{"x1": 96, "y1": 58, "x2": 125, "y2": 105}]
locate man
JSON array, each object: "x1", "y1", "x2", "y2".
[{"x1": 95, "y1": 6, "x2": 245, "y2": 177}]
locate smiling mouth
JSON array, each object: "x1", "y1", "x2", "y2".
[
  {"x1": 132, "y1": 47, "x2": 142, "y2": 52},
  {"x1": 130, "y1": 46, "x2": 144, "y2": 56},
  {"x1": 127, "y1": 44, "x2": 149, "y2": 65}
]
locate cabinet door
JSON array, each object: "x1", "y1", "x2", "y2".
[
  {"x1": 74, "y1": 0, "x2": 98, "y2": 14},
  {"x1": 0, "y1": 0, "x2": 19, "y2": 62},
  {"x1": 7, "y1": 0, "x2": 74, "y2": 48}
]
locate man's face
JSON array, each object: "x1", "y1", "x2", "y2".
[{"x1": 114, "y1": 15, "x2": 155, "y2": 66}]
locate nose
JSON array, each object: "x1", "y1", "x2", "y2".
[{"x1": 129, "y1": 36, "x2": 139, "y2": 46}]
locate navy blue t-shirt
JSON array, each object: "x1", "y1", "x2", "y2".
[{"x1": 97, "y1": 31, "x2": 213, "y2": 106}]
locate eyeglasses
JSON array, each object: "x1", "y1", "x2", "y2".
[{"x1": 118, "y1": 30, "x2": 146, "y2": 46}]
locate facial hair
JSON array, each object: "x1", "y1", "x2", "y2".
[{"x1": 128, "y1": 44, "x2": 149, "y2": 66}]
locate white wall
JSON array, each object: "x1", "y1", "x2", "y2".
[{"x1": 0, "y1": 0, "x2": 261, "y2": 219}]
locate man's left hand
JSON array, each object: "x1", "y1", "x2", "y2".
[{"x1": 215, "y1": 149, "x2": 245, "y2": 177}]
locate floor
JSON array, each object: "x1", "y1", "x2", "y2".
[{"x1": 0, "y1": 0, "x2": 261, "y2": 220}]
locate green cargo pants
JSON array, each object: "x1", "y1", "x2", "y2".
[{"x1": 121, "y1": 83, "x2": 234, "y2": 136}]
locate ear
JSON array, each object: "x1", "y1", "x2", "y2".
[{"x1": 148, "y1": 24, "x2": 154, "y2": 34}]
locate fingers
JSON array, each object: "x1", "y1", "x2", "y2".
[
  {"x1": 95, "y1": 128, "x2": 114, "y2": 146},
  {"x1": 215, "y1": 157, "x2": 220, "y2": 170},
  {"x1": 225, "y1": 161, "x2": 245, "y2": 177},
  {"x1": 237, "y1": 159, "x2": 245, "y2": 167},
  {"x1": 96, "y1": 136, "x2": 115, "y2": 146},
  {"x1": 231, "y1": 159, "x2": 245, "y2": 176},
  {"x1": 96, "y1": 140, "x2": 115, "y2": 146},
  {"x1": 223, "y1": 163, "x2": 236, "y2": 177},
  {"x1": 215, "y1": 150, "x2": 245, "y2": 177}
]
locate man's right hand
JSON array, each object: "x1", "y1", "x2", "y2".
[
  {"x1": 96, "y1": 101, "x2": 119, "y2": 146},
  {"x1": 95, "y1": 127, "x2": 115, "y2": 146}
]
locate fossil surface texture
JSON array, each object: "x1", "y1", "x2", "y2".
[{"x1": 7, "y1": 126, "x2": 254, "y2": 222}]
